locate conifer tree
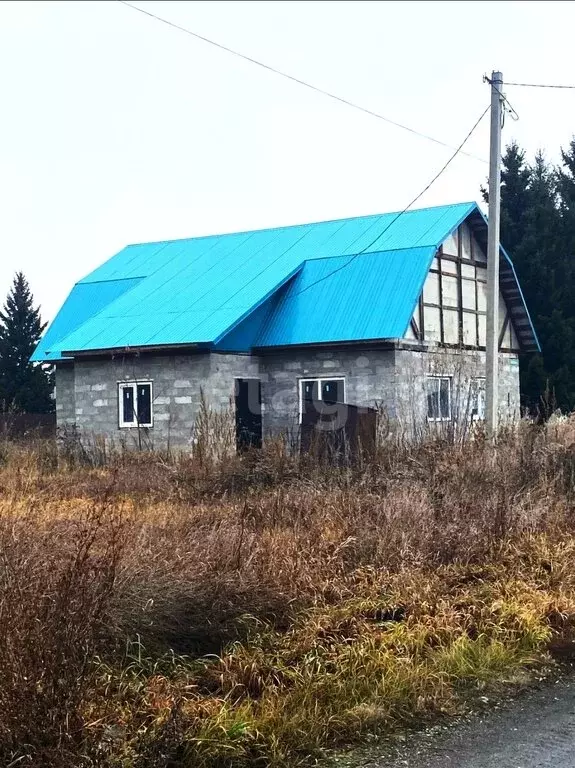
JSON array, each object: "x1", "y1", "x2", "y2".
[
  {"x1": 0, "y1": 272, "x2": 53, "y2": 413},
  {"x1": 495, "y1": 139, "x2": 575, "y2": 412}
]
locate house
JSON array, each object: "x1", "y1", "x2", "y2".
[{"x1": 32, "y1": 201, "x2": 539, "y2": 448}]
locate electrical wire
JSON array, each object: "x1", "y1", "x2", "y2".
[
  {"x1": 504, "y1": 81, "x2": 575, "y2": 90},
  {"x1": 289, "y1": 103, "x2": 491, "y2": 298},
  {"x1": 117, "y1": 0, "x2": 487, "y2": 163}
]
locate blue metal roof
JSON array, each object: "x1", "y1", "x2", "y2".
[
  {"x1": 33, "y1": 277, "x2": 144, "y2": 362},
  {"x1": 254, "y1": 246, "x2": 437, "y2": 347},
  {"x1": 32, "y1": 201, "x2": 539, "y2": 360}
]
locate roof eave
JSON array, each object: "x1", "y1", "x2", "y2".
[{"x1": 62, "y1": 342, "x2": 210, "y2": 358}]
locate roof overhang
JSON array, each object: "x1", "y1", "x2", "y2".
[
  {"x1": 61, "y1": 341, "x2": 209, "y2": 359},
  {"x1": 467, "y1": 207, "x2": 540, "y2": 352}
]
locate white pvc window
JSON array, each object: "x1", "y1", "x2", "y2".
[
  {"x1": 118, "y1": 381, "x2": 153, "y2": 428},
  {"x1": 299, "y1": 377, "x2": 345, "y2": 422},
  {"x1": 426, "y1": 377, "x2": 451, "y2": 421}
]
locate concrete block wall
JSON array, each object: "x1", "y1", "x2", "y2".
[
  {"x1": 259, "y1": 347, "x2": 397, "y2": 435},
  {"x1": 208, "y1": 353, "x2": 261, "y2": 409},
  {"x1": 55, "y1": 346, "x2": 521, "y2": 448},
  {"x1": 61, "y1": 352, "x2": 259, "y2": 448},
  {"x1": 394, "y1": 347, "x2": 520, "y2": 433},
  {"x1": 55, "y1": 363, "x2": 75, "y2": 427}
]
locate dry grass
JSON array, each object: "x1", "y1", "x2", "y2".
[{"x1": 1, "y1": 418, "x2": 575, "y2": 765}]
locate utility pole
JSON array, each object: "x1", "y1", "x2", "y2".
[{"x1": 485, "y1": 71, "x2": 504, "y2": 442}]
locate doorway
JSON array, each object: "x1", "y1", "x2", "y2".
[{"x1": 235, "y1": 378, "x2": 262, "y2": 451}]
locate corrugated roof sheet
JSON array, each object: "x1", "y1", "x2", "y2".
[
  {"x1": 32, "y1": 201, "x2": 539, "y2": 359},
  {"x1": 33, "y1": 277, "x2": 143, "y2": 362},
  {"x1": 255, "y1": 246, "x2": 437, "y2": 347}
]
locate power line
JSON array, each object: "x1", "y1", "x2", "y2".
[
  {"x1": 290, "y1": 103, "x2": 491, "y2": 298},
  {"x1": 117, "y1": 0, "x2": 487, "y2": 163},
  {"x1": 504, "y1": 81, "x2": 575, "y2": 90}
]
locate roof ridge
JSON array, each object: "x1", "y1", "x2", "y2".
[{"x1": 123, "y1": 201, "x2": 478, "y2": 249}]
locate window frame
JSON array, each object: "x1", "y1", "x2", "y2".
[
  {"x1": 118, "y1": 380, "x2": 154, "y2": 429},
  {"x1": 298, "y1": 376, "x2": 346, "y2": 423},
  {"x1": 426, "y1": 376, "x2": 452, "y2": 422}
]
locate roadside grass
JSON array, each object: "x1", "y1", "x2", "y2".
[{"x1": 1, "y1": 417, "x2": 575, "y2": 765}]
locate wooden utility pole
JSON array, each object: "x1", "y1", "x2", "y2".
[{"x1": 485, "y1": 71, "x2": 504, "y2": 442}]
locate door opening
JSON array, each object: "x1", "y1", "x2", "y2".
[{"x1": 235, "y1": 378, "x2": 262, "y2": 451}]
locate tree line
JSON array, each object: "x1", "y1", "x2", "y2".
[{"x1": 495, "y1": 137, "x2": 575, "y2": 412}]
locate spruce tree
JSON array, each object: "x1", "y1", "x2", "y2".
[
  {"x1": 0, "y1": 272, "x2": 54, "y2": 413},
  {"x1": 499, "y1": 141, "x2": 532, "y2": 257},
  {"x1": 495, "y1": 140, "x2": 575, "y2": 412}
]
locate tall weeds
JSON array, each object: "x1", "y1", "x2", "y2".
[{"x1": 0, "y1": 419, "x2": 575, "y2": 765}]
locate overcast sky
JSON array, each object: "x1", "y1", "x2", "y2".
[{"x1": 1, "y1": 0, "x2": 574, "y2": 324}]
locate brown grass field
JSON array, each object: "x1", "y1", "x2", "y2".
[{"x1": 2, "y1": 418, "x2": 575, "y2": 766}]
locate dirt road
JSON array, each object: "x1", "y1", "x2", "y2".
[{"x1": 365, "y1": 676, "x2": 575, "y2": 768}]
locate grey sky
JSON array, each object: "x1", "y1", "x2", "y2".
[{"x1": 1, "y1": 0, "x2": 573, "y2": 324}]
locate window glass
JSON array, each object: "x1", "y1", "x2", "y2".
[
  {"x1": 301, "y1": 380, "x2": 319, "y2": 416},
  {"x1": 300, "y1": 379, "x2": 345, "y2": 419},
  {"x1": 461, "y1": 263, "x2": 475, "y2": 279},
  {"x1": 478, "y1": 314, "x2": 487, "y2": 346},
  {"x1": 442, "y1": 260, "x2": 458, "y2": 275},
  {"x1": 462, "y1": 312, "x2": 477, "y2": 346},
  {"x1": 302, "y1": 380, "x2": 318, "y2": 402},
  {"x1": 426, "y1": 378, "x2": 440, "y2": 420},
  {"x1": 122, "y1": 386, "x2": 135, "y2": 424},
  {"x1": 424, "y1": 306, "x2": 441, "y2": 342},
  {"x1": 461, "y1": 279, "x2": 476, "y2": 310},
  {"x1": 442, "y1": 275, "x2": 459, "y2": 307},
  {"x1": 137, "y1": 384, "x2": 152, "y2": 425},
  {"x1": 440, "y1": 378, "x2": 451, "y2": 419},
  {"x1": 119, "y1": 382, "x2": 153, "y2": 427},
  {"x1": 427, "y1": 377, "x2": 451, "y2": 420},
  {"x1": 443, "y1": 308, "x2": 459, "y2": 344},
  {"x1": 423, "y1": 272, "x2": 440, "y2": 305},
  {"x1": 322, "y1": 379, "x2": 344, "y2": 404},
  {"x1": 477, "y1": 281, "x2": 487, "y2": 312},
  {"x1": 476, "y1": 266, "x2": 487, "y2": 283},
  {"x1": 443, "y1": 230, "x2": 458, "y2": 256}
]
